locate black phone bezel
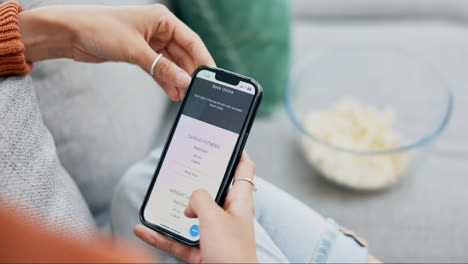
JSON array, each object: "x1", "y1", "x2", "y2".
[{"x1": 139, "y1": 65, "x2": 263, "y2": 246}]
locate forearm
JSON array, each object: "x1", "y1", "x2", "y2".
[
  {"x1": 18, "y1": 7, "x2": 73, "y2": 62},
  {"x1": 9, "y1": 2, "x2": 210, "y2": 99}
]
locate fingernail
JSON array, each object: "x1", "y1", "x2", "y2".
[{"x1": 175, "y1": 70, "x2": 191, "y2": 88}]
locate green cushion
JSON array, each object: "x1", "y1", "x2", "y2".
[{"x1": 174, "y1": 0, "x2": 291, "y2": 116}]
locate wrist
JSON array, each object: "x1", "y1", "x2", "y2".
[{"x1": 19, "y1": 7, "x2": 75, "y2": 62}]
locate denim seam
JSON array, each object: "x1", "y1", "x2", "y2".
[{"x1": 310, "y1": 224, "x2": 338, "y2": 263}]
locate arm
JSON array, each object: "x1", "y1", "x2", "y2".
[
  {"x1": 0, "y1": 206, "x2": 152, "y2": 263},
  {"x1": 17, "y1": 4, "x2": 215, "y2": 100}
]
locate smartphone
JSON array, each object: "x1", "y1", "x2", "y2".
[{"x1": 139, "y1": 66, "x2": 262, "y2": 246}]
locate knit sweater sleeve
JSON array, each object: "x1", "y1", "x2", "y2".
[{"x1": 0, "y1": 0, "x2": 32, "y2": 76}]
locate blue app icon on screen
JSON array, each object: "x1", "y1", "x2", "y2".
[{"x1": 189, "y1": 224, "x2": 199, "y2": 237}]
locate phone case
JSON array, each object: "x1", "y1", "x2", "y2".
[{"x1": 139, "y1": 65, "x2": 263, "y2": 246}]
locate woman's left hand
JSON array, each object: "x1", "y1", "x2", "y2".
[{"x1": 19, "y1": 4, "x2": 215, "y2": 100}]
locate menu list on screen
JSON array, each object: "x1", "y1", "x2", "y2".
[{"x1": 144, "y1": 71, "x2": 255, "y2": 241}]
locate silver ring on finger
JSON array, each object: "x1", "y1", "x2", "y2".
[
  {"x1": 150, "y1": 53, "x2": 163, "y2": 76},
  {"x1": 233, "y1": 177, "x2": 257, "y2": 192}
]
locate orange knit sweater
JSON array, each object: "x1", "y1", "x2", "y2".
[{"x1": 0, "y1": 0, "x2": 32, "y2": 76}]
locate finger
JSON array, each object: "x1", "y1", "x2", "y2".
[
  {"x1": 233, "y1": 151, "x2": 255, "y2": 183},
  {"x1": 160, "y1": 49, "x2": 176, "y2": 63},
  {"x1": 154, "y1": 75, "x2": 182, "y2": 101},
  {"x1": 184, "y1": 189, "x2": 222, "y2": 220},
  {"x1": 157, "y1": 50, "x2": 185, "y2": 100},
  {"x1": 153, "y1": 56, "x2": 191, "y2": 99},
  {"x1": 134, "y1": 225, "x2": 202, "y2": 263},
  {"x1": 134, "y1": 43, "x2": 191, "y2": 100},
  {"x1": 166, "y1": 42, "x2": 197, "y2": 75},
  {"x1": 172, "y1": 17, "x2": 216, "y2": 66},
  {"x1": 227, "y1": 152, "x2": 256, "y2": 214},
  {"x1": 149, "y1": 41, "x2": 192, "y2": 72}
]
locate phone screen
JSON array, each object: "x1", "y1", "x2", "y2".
[{"x1": 143, "y1": 68, "x2": 257, "y2": 243}]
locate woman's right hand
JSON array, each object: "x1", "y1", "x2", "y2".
[
  {"x1": 134, "y1": 152, "x2": 258, "y2": 263},
  {"x1": 19, "y1": 4, "x2": 215, "y2": 101}
]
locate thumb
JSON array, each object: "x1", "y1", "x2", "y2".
[
  {"x1": 184, "y1": 189, "x2": 222, "y2": 220},
  {"x1": 134, "y1": 42, "x2": 191, "y2": 100}
]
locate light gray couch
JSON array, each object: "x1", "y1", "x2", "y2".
[{"x1": 21, "y1": 0, "x2": 468, "y2": 262}]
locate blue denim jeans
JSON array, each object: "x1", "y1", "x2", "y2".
[{"x1": 111, "y1": 148, "x2": 368, "y2": 263}]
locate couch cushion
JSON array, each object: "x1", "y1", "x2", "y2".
[
  {"x1": 21, "y1": 0, "x2": 168, "y2": 216},
  {"x1": 0, "y1": 75, "x2": 96, "y2": 239},
  {"x1": 173, "y1": 0, "x2": 291, "y2": 116}
]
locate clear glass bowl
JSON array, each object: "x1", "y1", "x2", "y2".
[{"x1": 284, "y1": 46, "x2": 453, "y2": 191}]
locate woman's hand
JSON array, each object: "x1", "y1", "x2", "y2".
[
  {"x1": 19, "y1": 4, "x2": 215, "y2": 100},
  {"x1": 134, "y1": 152, "x2": 258, "y2": 263}
]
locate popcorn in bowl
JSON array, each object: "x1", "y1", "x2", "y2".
[{"x1": 302, "y1": 97, "x2": 413, "y2": 190}]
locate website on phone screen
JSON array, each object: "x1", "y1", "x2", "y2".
[{"x1": 144, "y1": 70, "x2": 256, "y2": 241}]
